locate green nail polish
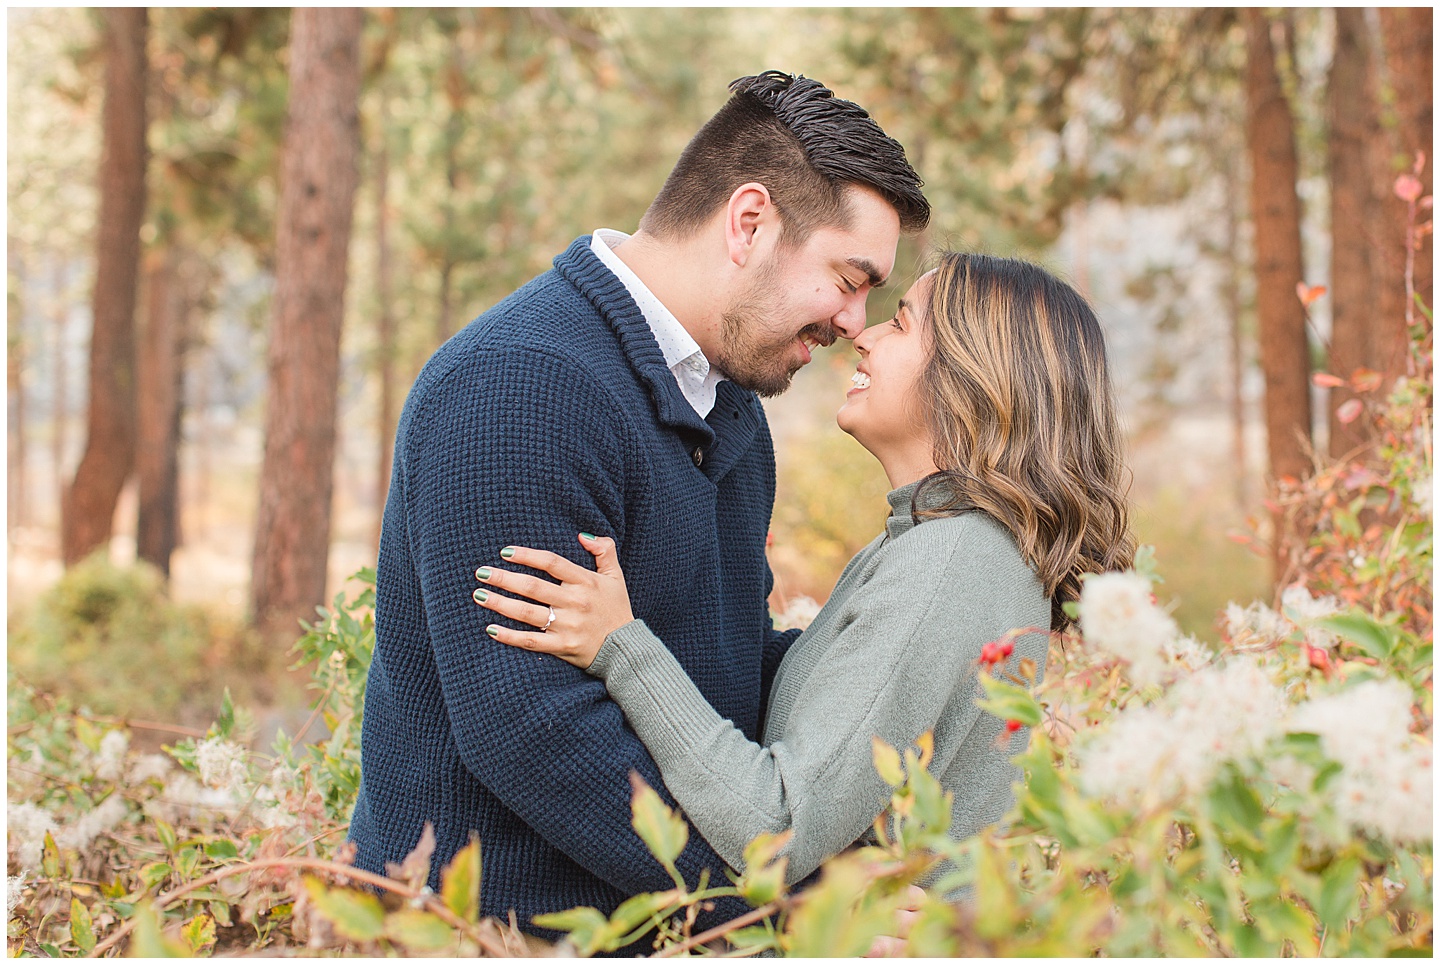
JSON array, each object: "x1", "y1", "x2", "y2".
[
  {"x1": 472, "y1": 588, "x2": 488, "y2": 604},
  {"x1": 500, "y1": 547, "x2": 515, "y2": 559},
  {"x1": 486, "y1": 625, "x2": 499, "y2": 637},
  {"x1": 580, "y1": 532, "x2": 596, "y2": 541},
  {"x1": 475, "y1": 567, "x2": 491, "y2": 581}
]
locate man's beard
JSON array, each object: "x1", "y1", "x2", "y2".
[{"x1": 716, "y1": 260, "x2": 835, "y2": 398}]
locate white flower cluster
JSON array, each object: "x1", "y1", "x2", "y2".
[
  {"x1": 773, "y1": 595, "x2": 822, "y2": 632},
  {"x1": 1224, "y1": 585, "x2": 1342, "y2": 650},
  {"x1": 6, "y1": 874, "x2": 25, "y2": 919},
  {"x1": 57, "y1": 794, "x2": 129, "y2": 854},
  {"x1": 128, "y1": 753, "x2": 173, "y2": 785},
  {"x1": 194, "y1": 736, "x2": 250, "y2": 790},
  {"x1": 93, "y1": 729, "x2": 130, "y2": 782},
  {"x1": 1076, "y1": 658, "x2": 1286, "y2": 805},
  {"x1": 5, "y1": 803, "x2": 57, "y2": 873},
  {"x1": 1414, "y1": 473, "x2": 1432, "y2": 519},
  {"x1": 1077, "y1": 572, "x2": 1188, "y2": 686},
  {"x1": 1287, "y1": 680, "x2": 1432, "y2": 844}
]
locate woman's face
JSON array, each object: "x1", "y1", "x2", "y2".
[{"x1": 836, "y1": 270, "x2": 936, "y2": 464}]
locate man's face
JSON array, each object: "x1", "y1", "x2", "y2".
[{"x1": 716, "y1": 186, "x2": 901, "y2": 398}]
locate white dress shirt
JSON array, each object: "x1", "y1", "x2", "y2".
[{"x1": 591, "y1": 229, "x2": 723, "y2": 418}]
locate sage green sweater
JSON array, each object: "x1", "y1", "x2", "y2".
[{"x1": 587, "y1": 481, "x2": 1050, "y2": 883}]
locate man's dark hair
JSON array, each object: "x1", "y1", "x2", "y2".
[{"x1": 639, "y1": 71, "x2": 929, "y2": 245}]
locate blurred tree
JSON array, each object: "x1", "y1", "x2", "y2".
[
  {"x1": 1244, "y1": 8, "x2": 1311, "y2": 584},
  {"x1": 136, "y1": 245, "x2": 187, "y2": 576},
  {"x1": 1326, "y1": 8, "x2": 1380, "y2": 458},
  {"x1": 250, "y1": 8, "x2": 364, "y2": 644},
  {"x1": 61, "y1": 8, "x2": 148, "y2": 567},
  {"x1": 8, "y1": 251, "x2": 26, "y2": 531},
  {"x1": 1377, "y1": 8, "x2": 1432, "y2": 319}
]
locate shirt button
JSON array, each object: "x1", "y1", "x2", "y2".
[{"x1": 692, "y1": 447, "x2": 704, "y2": 467}]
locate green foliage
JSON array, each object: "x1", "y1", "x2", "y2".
[{"x1": 6, "y1": 554, "x2": 238, "y2": 722}]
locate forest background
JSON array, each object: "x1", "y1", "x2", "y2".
[{"x1": 5, "y1": 7, "x2": 1432, "y2": 729}]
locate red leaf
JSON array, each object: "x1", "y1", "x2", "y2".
[
  {"x1": 1395, "y1": 174, "x2": 1424, "y2": 203},
  {"x1": 1336, "y1": 399, "x2": 1364, "y2": 424},
  {"x1": 1352, "y1": 368, "x2": 1384, "y2": 393},
  {"x1": 1295, "y1": 282, "x2": 1327, "y2": 307},
  {"x1": 1312, "y1": 372, "x2": 1346, "y2": 388}
]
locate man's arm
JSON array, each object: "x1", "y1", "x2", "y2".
[{"x1": 403, "y1": 347, "x2": 745, "y2": 905}]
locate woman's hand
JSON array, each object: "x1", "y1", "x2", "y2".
[{"x1": 471, "y1": 534, "x2": 633, "y2": 669}]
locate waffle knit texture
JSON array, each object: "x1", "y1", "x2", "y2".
[
  {"x1": 348, "y1": 236, "x2": 799, "y2": 940},
  {"x1": 588, "y1": 481, "x2": 1051, "y2": 883}
]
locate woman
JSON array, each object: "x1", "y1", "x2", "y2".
[{"x1": 471, "y1": 252, "x2": 1134, "y2": 884}]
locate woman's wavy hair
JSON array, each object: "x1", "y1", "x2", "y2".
[{"x1": 914, "y1": 252, "x2": 1135, "y2": 630}]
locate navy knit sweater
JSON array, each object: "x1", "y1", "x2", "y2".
[{"x1": 349, "y1": 236, "x2": 799, "y2": 940}]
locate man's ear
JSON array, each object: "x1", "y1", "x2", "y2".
[{"x1": 723, "y1": 182, "x2": 777, "y2": 268}]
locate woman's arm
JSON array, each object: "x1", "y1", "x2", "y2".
[{"x1": 478, "y1": 518, "x2": 1042, "y2": 880}]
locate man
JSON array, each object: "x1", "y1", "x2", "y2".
[{"x1": 349, "y1": 71, "x2": 929, "y2": 940}]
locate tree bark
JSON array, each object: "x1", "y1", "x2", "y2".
[
  {"x1": 1244, "y1": 10, "x2": 1313, "y2": 486},
  {"x1": 374, "y1": 92, "x2": 398, "y2": 549},
  {"x1": 1326, "y1": 7, "x2": 1378, "y2": 458},
  {"x1": 1245, "y1": 9, "x2": 1312, "y2": 589},
  {"x1": 9, "y1": 248, "x2": 27, "y2": 533},
  {"x1": 1378, "y1": 7, "x2": 1433, "y2": 319},
  {"x1": 52, "y1": 260, "x2": 70, "y2": 520},
  {"x1": 61, "y1": 7, "x2": 148, "y2": 566},
  {"x1": 1365, "y1": 12, "x2": 1410, "y2": 384},
  {"x1": 250, "y1": 7, "x2": 363, "y2": 644},
  {"x1": 1223, "y1": 156, "x2": 1248, "y2": 509},
  {"x1": 136, "y1": 245, "x2": 187, "y2": 576}
]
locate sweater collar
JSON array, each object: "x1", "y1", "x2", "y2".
[
  {"x1": 884, "y1": 475, "x2": 958, "y2": 539},
  {"x1": 553, "y1": 236, "x2": 715, "y2": 446}
]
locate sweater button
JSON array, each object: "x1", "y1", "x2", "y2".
[{"x1": 691, "y1": 447, "x2": 704, "y2": 467}]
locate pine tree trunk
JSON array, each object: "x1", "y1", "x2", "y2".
[
  {"x1": 1327, "y1": 7, "x2": 1378, "y2": 458},
  {"x1": 136, "y1": 245, "x2": 186, "y2": 576},
  {"x1": 1366, "y1": 13, "x2": 1410, "y2": 383},
  {"x1": 61, "y1": 7, "x2": 148, "y2": 566},
  {"x1": 1245, "y1": 9, "x2": 1312, "y2": 588},
  {"x1": 374, "y1": 94, "x2": 397, "y2": 549},
  {"x1": 52, "y1": 260, "x2": 69, "y2": 522},
  {"x1": 250, "y1": 7, "x2": 363, "y2": 645},
  {"x1": 1378, "y1": 8, "x2": 1433, "y2": 319},
  {"x1": 1223, "y1": 158, "x2": 1248, "y2": 509},
  {"x1": 8, "y1": 249, "x2": 27, "y2": 533}
]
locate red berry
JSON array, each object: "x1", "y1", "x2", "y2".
[
  {"x1": 1005, "y1": 719, "x2": 1024, "y2": 733},
  {"x1": 999, "y1": 640, "x2": 1015, "y2": 658}
]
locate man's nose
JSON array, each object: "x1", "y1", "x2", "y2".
[{"x1": 831, "y1": 293, "x2": 869, "y2": 340}]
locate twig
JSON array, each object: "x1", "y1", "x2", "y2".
[
  {"x1": 86, "y1": 856, "x2": 509, "y2": 958},
  {"x1": 280, "y1": 824, "x2": 350, "y2": 858},
  {"x1": 654, "y1": 901, "x2": 783, "y2": 959},
  {"x1": 291, "y1": 675, "x2": 339, "y2": 747}
]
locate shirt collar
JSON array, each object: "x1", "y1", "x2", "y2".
[{"x1": 590, "y1": 230, "x2": 705, "y2": 371}]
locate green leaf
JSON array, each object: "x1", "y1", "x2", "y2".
[
  {"x1": 606, "y1": 890, "x2": 675, "y2": 946},
  {"x1": 203, "y1": 839, "x2": 239, "y2": 861},
  {"x1": 384, "y1": 909, "x2": 455, "y2": 951},
  {"x1": 208, "y1": 901, "x2": 232, "y2": 928},
  {"x1": 140, "y1": 862, "x2": 174, "y2": 889},
  {"x1": 1316, "y1": 613, "x2": 1395, "y2": 659},
  {"x1": 69, "y1": 898, "x2": 95, "y2": 954},
  {"x1": 532, "y1": 906, "x2": 610, "y2": 955},
  {"x1": 177, "y1": 847, "x2": 200, "y2": 879},
  {"x1": 871, "y1": 736, "x2": 905, "y2": 787},
  {"x1": 976, "y1": 675, "x2": 1042, "y2": 727},
  {"x1": 155, "y1": 820, "x2": 177, "y2": 853},
  {"x1": 180, "y1": 913, "x2": 216, "y2": 954},
  {"x1": 737, "y1": 830, "x2": 792, "y2": 906},
  {"x1": 130, "y1": 905, "x2": 190, "y2": 957},
  {"x1": 215, "y1": 689, "x2": 235, "y2": 739},
  {"x1": 303, "y1": 878, "x2": 385, "y2": 942},
  {"x1": 74, "y1": 717, "x2": 103, "y2": 754},
  {"x1": 629, "y1": 775, "x2": 688, "y2": 874},
  {"x1": 41, "y1": 831, "x2": 60, "y2": 878},
  {"x1": 1132, "y1": 545, "x2": 1164, "y2": 582},
  {"x1": 1316, "y1": 856, "x2": 1361, "y2": 933},
  {"x1": 440, "y1": 835, "x2": 481, "y2": 923},
  {"x1": 724, "y1": 923, "x2": 777, "y2": 951}
]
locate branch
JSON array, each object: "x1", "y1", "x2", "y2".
[
  {"x1": 654, "y1": 900, "x2": 784, "y2": 959},
  {"x1": 86, "y1": 856, "x2": 512, "y2": 958}
]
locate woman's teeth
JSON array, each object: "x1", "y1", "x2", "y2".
[{"x1": 851, "y1": 372, "x2": 871, "y2": 390}]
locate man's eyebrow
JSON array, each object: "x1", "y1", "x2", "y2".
[{"x1": 846, "y1": 257, "x2": 887, "y2": 289}]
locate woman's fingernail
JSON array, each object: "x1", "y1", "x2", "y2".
[
  {"x1": 580, "y1": 532, "x2": 596, "y2": 541},
  {"x1": 500, "y1": 547, "x2": 515, "y2": 559},
  {"x1": 475, "y1": 567, "x2": 491, "y2": 581},
  {"x1": 472, "y1": 588, "x2": 488, "y2": 604},
  {"x1": 486, "y1": 625, "x2": 500, "y2": 638}
]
